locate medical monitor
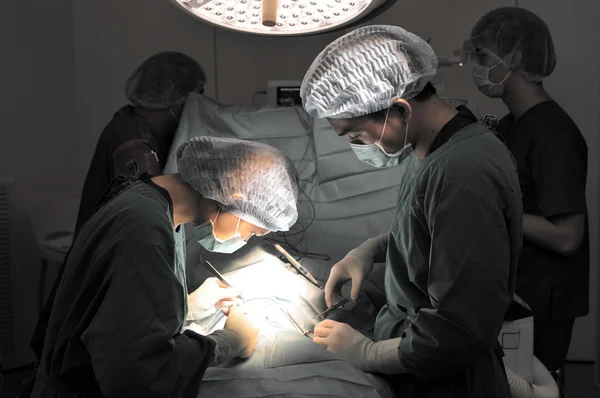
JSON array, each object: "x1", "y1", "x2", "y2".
[{"x1": 267, "y1": 80, "x2": 302, "y2": 107}]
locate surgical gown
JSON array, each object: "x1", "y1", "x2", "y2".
[
  {"x1": 75, "y1": 106, "x2": 175, "y2": 236},
  {"x1": 375, "y1": 115, "x2": 522, "y2": 397},
  {"x1": 27, "y1": 177, "x2": 216, "y2": 397}
]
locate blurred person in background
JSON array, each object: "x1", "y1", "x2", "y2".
[
  {"x1": 466, "y1": 7, "x2": 589, "y2": 394},
  {"x1": 75, "y1": 51, "x2": 207, "y2": 235}
]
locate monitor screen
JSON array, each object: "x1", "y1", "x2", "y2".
[
  {"x1": 267, "y1": 81, "x2": 302, "y2": 106},
  {"x1": 276, "y1": 86, "x2": 302, "y2": 107}
]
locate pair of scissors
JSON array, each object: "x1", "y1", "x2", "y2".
[{"x1": 312, "y1": 295, "x2": 362, "y2": 320}]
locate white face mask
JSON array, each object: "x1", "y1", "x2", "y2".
[
  {"x1": 192, "y1": 209, "x2": 247, "y2": 254},
  {"x1": 472, "y1": 61, "x2": 512, "y2": 98},
  {"x1": 349, "y1": 107, "x2": 412, "y2": 168}
]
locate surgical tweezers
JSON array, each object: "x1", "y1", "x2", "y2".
[
  {"x1": 203, "y1": 260, "x2": 245, "y2": 301},
  {"x1": 281, "y1": 308, "x2": 314, "y2": 339},
  {"x1": 312, "y1": 295, "x2": 363, "y2": 320}
]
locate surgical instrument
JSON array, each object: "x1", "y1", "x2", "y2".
[
  {"x1": 265, "y1": 241, "x2": 323, "y2": 289},
  {"x1": 312, "y1": 295, "x2": 363, "y2": 320},
  {"x1": 204, "y1": 260, "x2": 245, "y2": 301},
  {"x1": 281, "y1": 308, "x2": 314, "y2": 339}
]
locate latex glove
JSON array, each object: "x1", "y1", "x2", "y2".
[
  {"x1": 312, "y1": 319, "x2": 404, "y2": 375},
  {"x1": 324, "y1": 255, "x2": 370, "y2": 308},
  {"x1": 188, "y1": 277, "x2": 243, "y2": 320},
  {"x1": 223, "y1": 306, "x2": 259, "y2": 358}
]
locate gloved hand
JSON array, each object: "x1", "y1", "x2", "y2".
[
  {"x1": 223, "y1": 306, "x2": 259, "y2": 359},
  {"x1": 312, "y1": 319, "x2": 404, "y2": 375},
  {"x1": 324, "y1": 255, "x2": 371, "y2": 308},
  {"x1": 188, "y1": 277, "x2": 243, "y2": 320},
  {"x1": 325, "y1": 234, "x2": 388, "y2": 307}
]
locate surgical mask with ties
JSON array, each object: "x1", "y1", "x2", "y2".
[
  {"x1": 349, "y1": 106, "x2": 412, "y2": 168},
  {"x1": 192, "y1": 209, "x2": 247, "y2": 254},
  {"x1": 473, "y1": 61, "x2": 512, "y2": 98}
]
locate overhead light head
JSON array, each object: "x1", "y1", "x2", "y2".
[
  {"x1": 171, "y1": 0, "x2": 396, "y2": 36},
  {"x1": 437, "y1": 56, "x2": 466, "y2": 68}
]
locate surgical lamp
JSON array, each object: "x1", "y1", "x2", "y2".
[
  {"x1": 435, "y1": 51, "x2": 469, "y2": 107},
  {"x1": 437, "y1": 55, "x2": 465, "y2": 68},
  {"x1": 170, "y1": 0, "x2": 397, "y2": 36}
]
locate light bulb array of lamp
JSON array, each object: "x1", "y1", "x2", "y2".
[{"x1": 171, "y1": 0, "x2": 395, "y2": 36}]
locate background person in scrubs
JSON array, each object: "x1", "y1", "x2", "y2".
[
  {"x1": 301, "y1": 25, "x2": 523, "y2": 398},
  {"x1": 21, "y1": 137, "x2": 299, "y2": 398},
  {"x1": 465, "y1": 7, "x2": 589, "y2": 392},
  {"x1": 75, "y1": 51, "x2": 207, "y2": 236}
]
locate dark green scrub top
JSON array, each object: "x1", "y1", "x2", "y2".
[
  {"x1": 375, "y1": 109, "x2": 522, "y2": 397},
  {"x1": 28, "y1": 177, "x2": 213, "y2": 398}
]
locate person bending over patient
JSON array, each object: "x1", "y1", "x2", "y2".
[{"x1": 20, "y1": 137, "x2": 299, "y2": 398}]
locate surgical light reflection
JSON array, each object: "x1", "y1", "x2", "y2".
[{"x1": 187, "y1": 256, "x2": 318, "y2": 337}]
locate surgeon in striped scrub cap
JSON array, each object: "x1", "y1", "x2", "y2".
[
  {"x1": 300, "y1": 25, "x2": 438, "y2": 169},
  {"x1": 301, "y1": 25, "x2": 438, "y2": 120},
  {"x1": 299, "y1": 25, "x2": 522, "y2": 398}
]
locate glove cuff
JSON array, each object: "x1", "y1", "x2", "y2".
[{"x1": 367, "y1": 338, "x2": 405, "y2": 375}]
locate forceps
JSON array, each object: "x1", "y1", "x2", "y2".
[
  {"x1": 281, "y1": 308, "x2": 314, "y2": 339},
  {"x1": 203, "y1": 260, "x2": 245, "y2": 301}
]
